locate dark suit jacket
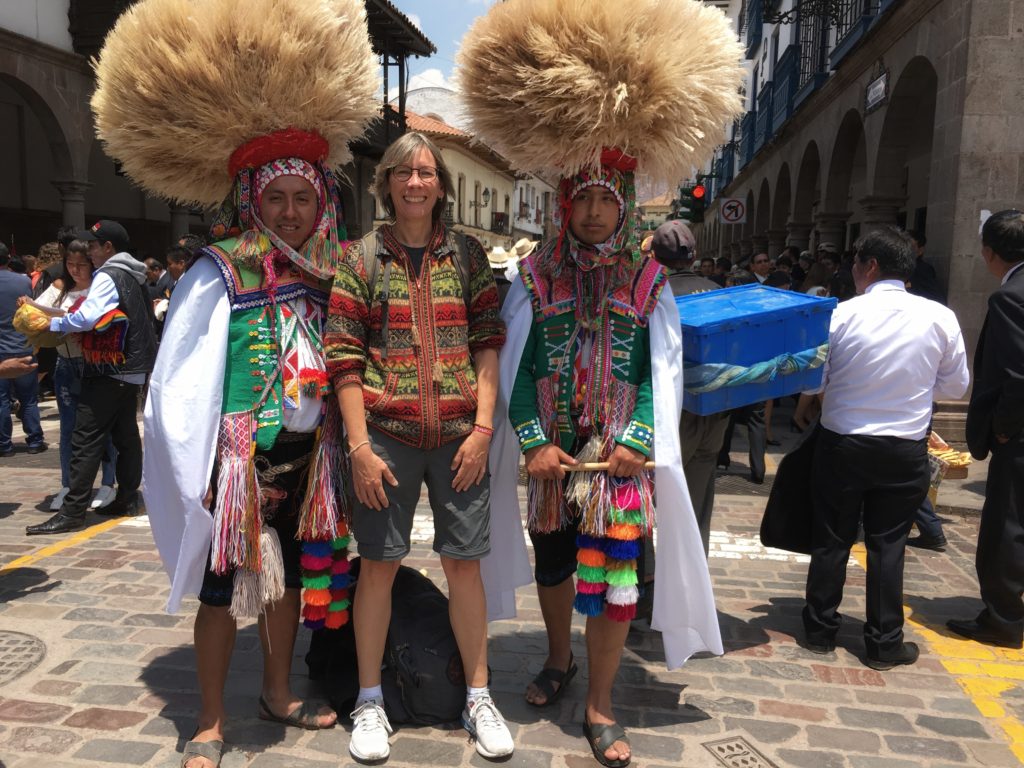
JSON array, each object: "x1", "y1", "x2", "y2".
[{"x1": 966, "y1": 264, "x2": 1024, "y2": 460}]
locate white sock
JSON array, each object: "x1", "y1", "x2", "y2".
[
  {"x1": 467, "y1": 685, "x2": 489, "y2": 703},
  {"x1": 356, "y1": 685, "x2": 383, "y2": 706}
]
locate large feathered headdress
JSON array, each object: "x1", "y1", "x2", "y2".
[
  {"x1": 456, "y1": 0, "x2": 745, "y2": 183},
  {"x1": 91, "y1": 0, "x2": 380, "y2": 208}
]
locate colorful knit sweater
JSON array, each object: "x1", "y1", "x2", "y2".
[{"x1": 326, "y1": 223, "x2": 505, "y2": 448}]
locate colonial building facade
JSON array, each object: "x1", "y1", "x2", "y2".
[{"x1": 696, "y1": 0, "x2": 1022, "y2": 385}]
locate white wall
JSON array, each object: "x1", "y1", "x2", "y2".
[{"x1": 0, "y1": 0, "x2": 73, "y2": 53}]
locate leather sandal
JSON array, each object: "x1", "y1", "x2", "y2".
[
  {"x1": 258, "y1": 695, "x2": 335, "y2": 730},
  {"x1": 180, "y1": 738, "x2": 223, "y2": 768},
  {"x1": 526, "y1": 653, "x2": 577, "y2": 707},
  {"x1": 583, "y1": 718, "x2": 630, "y2": 768}
]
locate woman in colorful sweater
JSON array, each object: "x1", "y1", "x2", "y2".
[{"x1": 325, "y1": 132, "x2": 514, "y2": 763}]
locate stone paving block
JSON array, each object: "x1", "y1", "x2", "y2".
[
  {"x1": 61, "y1": 607, "x2": 127, "y2": 623},
  {"x1": 848, "y1": 757, "x2": 918, "y2": 768},
  {"x1": 758, "y1": 700, "x2": 829, "y2": 722},
  {"x1": 722, "y1": 716, "x2": 800, "y2": 744},
  {"x1": 682, "y1": 694, "x2": 755, "y2": 716},
  {"x1": 811, "y1": 665, "x2": 885, "y2": 687},
  {"x1": 852, "y1": 690, "x2": 924, "y2": 709},
  {"x1": 623, "y1": 731, "x2": 684, "y2": 763},
  {"x1": 776, "y1": 748, "x2": 849, "y2": 768},
  {"x1": 248, "y1": 754, "x2": 339, "y2": 768},
  {"x1": 0, "y1": 604, "x2": 68, "y2": 621},
  {"x1": 30, "y1": 680, "x2": 80, "y2": 697},
  {"x1": 388, "y1": 733, "x2": 469, "y2": 765},
  {"x1": 67, "y1": 661, "x2": 140, "y2": 684},
  {"x1": 63, "y1": 623, "x2": 135, "y2": 642},
  {"x1": 807, "y1": 725, "x2": 881, "y2": 753},
  {"x1": 139, "y1": 713, "x2": 191, "y2": 739},
  {"x1": 64, "y1": 707, "x2": 148, "y2": 730},
  {"x1": 884, "y1": 735, "x2": 968, "y2": 762},
  {"x1": 915, "y1": 713, "x2": 990, "y2": 739},
  {"x1": 46, "y1": 591, "x2": 106, "y2": 607},
  {"x1": 469, "y1": 746, "x2": 553, "y2": 767},
  {"x1": 1, "y1": 725, "x2": 82, "y2": 755},
  {"x1": 73, "y1": 738, "x2": 162, "y2": 764},
  {"x1": 129, "y1": 628, "x2": 194, "y2": 646},
  {"x1": 72, "y1": 684, "x2": 146, "y2": 706},
  {"x1": 0, "y1": 698, "x2": 72, "y2": 723},
  {"x1": 75, "y1": 642, "x2": 147, "y2": 660},
  {"x1": 715, "y1": 676, "x2": 784, "y2": 698},
  {"x1": 930, "y1": 696, "x2": 986, "y2": 715},
  {"x1": 745, "y1": 660, "x2": 815, "y2": 681},
  {"x1": 837, "y1": 707, "x2": 914, "y2": 733},
  {"x1": 964, "y1": 739, "x2": 1022, "y2": 766}
]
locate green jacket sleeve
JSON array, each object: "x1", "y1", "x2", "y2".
[
  {"x1": 508, "y1": 323, "x2": 549, "y2": 453},
  {"x1": 616, "y1": 330, "x2": 654, "y2": 456}
]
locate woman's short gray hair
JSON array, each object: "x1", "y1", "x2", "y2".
[{"x1": 372, "y1": 132, "x2": 453, "y2": 223}]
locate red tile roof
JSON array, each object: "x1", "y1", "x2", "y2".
[{"x1": 404, "y1": 111, "x2": 469, "y2": 138}]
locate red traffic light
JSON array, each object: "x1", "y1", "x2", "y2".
[{"x1": 692, "y1": 184, "x2": 706, "y2": 199}]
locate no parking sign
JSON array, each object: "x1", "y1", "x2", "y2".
[{"x1": 719, "y1": 198, "x2": 747, "y2": 225}]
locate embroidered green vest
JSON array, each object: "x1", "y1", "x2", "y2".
[{"x1": 206, "y1": 238, "x2": 331, "y2": 451}]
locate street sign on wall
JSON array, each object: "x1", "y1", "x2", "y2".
[{"x1": 719, "y1": 198, "x2": 747, "y2": 224}]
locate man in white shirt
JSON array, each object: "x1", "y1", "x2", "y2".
[{"x1": 802, "y1": 227, "x2": 969, "y2": 670}]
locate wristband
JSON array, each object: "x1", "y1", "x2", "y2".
[
  {"x1": 473, "y1": 423, "x2": 494, "y2": 436},
  {"x1": 346, "y1": 439, "x2": 370, "y2": 458}
]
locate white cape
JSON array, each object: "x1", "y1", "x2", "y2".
[
  {"x1": 487, "y1": 277, "x2": 723, "y2": 668},
  {"x1": 143, "y1": 258, "x2": 230, "y2": 612}
]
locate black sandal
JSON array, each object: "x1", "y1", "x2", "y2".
[
  {"x1": 526, "y1": 653, "x2": 578, "y2": 707},
  {"x1": 180, "y1": 737, "x2": 223, "y2": 768},
  {"x1": 583, "y1": 718, "x2": 630, "y2": 768}
]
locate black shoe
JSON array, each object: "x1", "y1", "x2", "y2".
[
  {"x1": 26, "y1": 512, "x2": 87, "y2": 536},
  {"x1": 947, "y1": 618, "x2": 1023, "y2": 649},
  {"x1": 26, "y1": 442, "x2": 48, "y2": 455},
  {"x1": 749, "y1": 474, "x2": 764, "y2": 485},
  {"x1": 766, "y1": 438, "x2": 781, "y2": 447},
  {"x1": 802, "y1": 637, "x2": 836, "y2": 654},
  {"x1": 717, "y1": 458, "x2": 730, "y2": 470},
  {"x1": 96, "y1": 493, "x2": 139, "y2": 517},
  {"x1": 865, "y1": 641, "x2": 919, "y2": 670},
  {"x1": 0, "y1": 447, "x2": 14, "y2": 458},
  {"x1": 906, "y1": 534, "x2": 947, "y2": 552}
]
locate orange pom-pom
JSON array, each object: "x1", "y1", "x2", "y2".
[
  {"x1": 606, "y1": 523, "x2": 642, "y2": 541},
  {"x1": 577, "y1": 549, "x2": 607, "y2": 567}
]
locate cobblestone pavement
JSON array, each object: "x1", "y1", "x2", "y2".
[{"x1": 0, "y1": 400, "x2": 1021, "y2": 767}]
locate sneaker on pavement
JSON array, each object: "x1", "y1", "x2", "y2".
[
  {"x1": 50, "y1": 487, "x2": 70, "y2": 511},
  {"x1": 349, "y1": 699, "x2": 392, "y2": 763},
  {"x1": 462, "y1": 695, "x2": 514, "y2": 759},
  {"x1": 90, "y1": 485, "x2": 117, "y2": 510}
]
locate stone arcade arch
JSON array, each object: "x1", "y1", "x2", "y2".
[
  {"x1": 820, "y1": 109, "x2": 868, "y2": 251},
  {"x1": 790, "y1": 141, "x2": 821, "y2": 250},
  {"x1": 770, "y1": 163, "x2": 792, "y2": 256},
  {"x1": 753, "y1": 177, "x2": 771, "y2": 256}
]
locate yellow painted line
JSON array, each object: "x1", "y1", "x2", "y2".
[
  {"x1": 849, "y1": 543, "x2": 1024, "y2": 762},
  {"x1": 0, "y1": 517, "x2": 128, "y2": 574}
]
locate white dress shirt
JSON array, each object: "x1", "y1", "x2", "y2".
[{"x1": 816, "y1": 279, "x2": 969, "y2": 439}]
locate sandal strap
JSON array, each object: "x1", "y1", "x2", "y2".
[
  {"x1": 181, "y1": 739, "x2": 223, "y2": 767},
  {"x1": 588, "y1": 721, "x2": 629, "y2": 753}
]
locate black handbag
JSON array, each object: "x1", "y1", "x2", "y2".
[{"x1": 759, "y1": 424, "x2": 820, "y2": 554}]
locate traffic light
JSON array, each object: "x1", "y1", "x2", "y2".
[{"x1": 676, "y1": 182, "x2": 705, "y2": 224}]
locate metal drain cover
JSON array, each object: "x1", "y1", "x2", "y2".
[
  {"x1": 0, "y1": 631, "x2": 45, "y2": 687},
  {"x1": 703, "y1": 736, "x2": 779, "y2": 768}
]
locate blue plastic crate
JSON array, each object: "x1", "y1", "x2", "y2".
[{"x1": 675, "y1": 284, "x2": 837, "y2": 415}]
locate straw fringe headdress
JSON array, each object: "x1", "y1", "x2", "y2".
[
  {"x1": 91, "y1": 0, "x2": 380, "y2": 208},
  {"x1": 456, "y1": 0, "x2": 745, "y2": 183}
]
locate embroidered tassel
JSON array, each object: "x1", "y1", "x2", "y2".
[
  {"x1": 297, "y1": 405, "x2": 347, "y2": 541},
  {"x1": 230, "y1": 568, "x2": 264, "y2": 619},
  {"x1": 566, "y1": 434, "x2": 613, "y2": 536},
  {"x1": 527, "y1": 475, "x2": 568, "y2": 533},
  {"x1": 300, "y1": 531, "x2": 352, "y2": 630},
  {"x1": 606, "y1": 585, "x2": 639, "y2": 605},
  {"x1": 603, "y1": 539, "x2": 641, "y2": 560},
  {"x1": 574, "y1": 592, "x2": 605, "y2": 616},
  {"x1": 211, "y1": 413, "x2": 261, "y2": 574},
  {"x1": 576, "y1": 580, "x2": 607, "y2": 595},
  {"x1": 432, "y1": 359, "x2": 444, "y2": 385},
  {"x1": 260, "y1": 526, "x2": 285, "y2": 605}
]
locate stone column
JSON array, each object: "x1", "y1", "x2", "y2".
[
  {"x1": 786, "y1": 220, "x2": 813, "y2": 250},
  {"x1": 814, "y1": 211, "x2": 851, "y2": 251},
  {"x1": 51, "y1": 180, "x2": 92, "y2": 230},
  {"x1": 738, "y1": 238, "x2": 753, "y2": 261},
  {"x1": 766, "y1": 229, "x2": 788, "y2": 259},
  {"x1": 858, "y1": 195, "x2": 905, "y2": 234},
  {"x1": 169, "y1": 205, "x2": 192, "y2": 241},
  {"x1": 751, "y1": 234, "x2": 769, "y2": 257},
  {"x1": 730, "y1": 241, "x2": 742, "y2": 262}
]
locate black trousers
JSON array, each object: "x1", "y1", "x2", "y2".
[
  {"x1": 976, "y1": 436, "x2": 1024, "y2": 639},
  {"x1": 63, "y1": 376, "x2": 143, "y2": 518},
  {"x1": 717, "y1": 401, "x2": 766, "y2": 482},
  {"x1": 803, "y1": 428, "x2": 928, "y2": 658}
]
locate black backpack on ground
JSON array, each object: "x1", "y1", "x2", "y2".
[{"x1": 305, "y1": 557, "x2": 467, "y2": 725}]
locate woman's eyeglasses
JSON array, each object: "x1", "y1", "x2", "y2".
[{"x1": 391, "y1": 165, "x2": 437, "y2": 182}]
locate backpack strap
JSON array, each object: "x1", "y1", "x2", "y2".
[
  {"x1": 449, "y1": 231, "x2": 473, "y2": 314},
  {"x1": 360, "y1": 230, "x2": 393, "y2": 360}
]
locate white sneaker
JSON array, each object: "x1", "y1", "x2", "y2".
[
  {"x1": 50, "y1": 487, "x2": 70, "y2": 511},
  {"x1": 462, "y1": 695, "x2": 514, "y2": 759},
  {"x1": 349, "y1": 699, "x2": 392, "y2": 762},
  {"x1": 90, "y1": 485, "x2": 116, "y2": 510}
]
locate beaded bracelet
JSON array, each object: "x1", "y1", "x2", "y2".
[
  {"x1": 346, "y1": 439, "x2": 370, "y2": 458},
  {"x1": 473, "y1": 423, "x2": 494, "y2": 437}
]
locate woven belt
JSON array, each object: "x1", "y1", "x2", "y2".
[{"x1": 275, "y1": 429, "x2": 316, "y2": 443}]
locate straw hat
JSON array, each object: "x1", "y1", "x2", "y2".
[
  {"x1": 488, "y1": 246, "x2": 512, "y2": 267},
  {"x1": 512, "y1": 238, "x2": 538, "y2": 258}
]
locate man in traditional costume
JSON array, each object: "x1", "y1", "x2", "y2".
[
  {"x1": 87, "y1": 1, "x2": 379, "y2": 766},
  {"x1": 457, "y1": 1, "x2": 744, "y2": 765}
]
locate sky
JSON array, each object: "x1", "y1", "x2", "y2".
[{"x1": 389, "y1": 0, "x2": 496, "y2": 92}]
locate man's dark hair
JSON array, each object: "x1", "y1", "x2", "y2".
[
  {"x1": 908, "y1": 230, "x2": 926, "y2": 248},
  {"x1": 982, "y1": 209, "x2": 1024, "y2": 264},
  {"x1": 177, "y1": 233, "x2": 208, "y2": 254},
  {"x1": 764, "y1": 270, "x2": 792, "y2": 289},
  {"x1": 166, "y1": 245, "x2": 192, "y2": 264},
  {"x1": 0, "y1": 242, "x2": 9, "y2": 267},
  {"x1": 700, "y1": 257, "x2": 715, "y2": 267},
  {"x1": 783, "y1": 245, "x2": 801, "y2": 260},
  {"x1": 776, "y1": 255, "x2": 794, "y2": 269},
  {"x1": 57, "y1": 225, "x2": 77, "y2": 249},
  {"x1": 716, "y1": 256, "x2": 731, "y2": 272},
  {"x1": 853, "y1": 227, "x2": 917, "y2": 281},
  {"x1": 8, "y1": 257, "x2": 26, "y2": 274},
  {"x1": 827, "y1": 272, "x2": 856, "y2": 302}
]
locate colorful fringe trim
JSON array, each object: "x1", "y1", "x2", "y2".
[
  {"x1": 211, "y1": 410, "x2": 261, "y2": 574},
  {"x1": 301, "y1": 535, "x2": 351, "y2": 629},
  {"x1": 81, "y1": 308, "x2": 129, "y2": 365}
]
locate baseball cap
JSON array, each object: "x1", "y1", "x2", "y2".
[
  {"x1": 651, "y1": 220, "x2": 696, "y2": 263},
  {"x1": 78, "y1": 220, "x2": 130, "y2": 253}
]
